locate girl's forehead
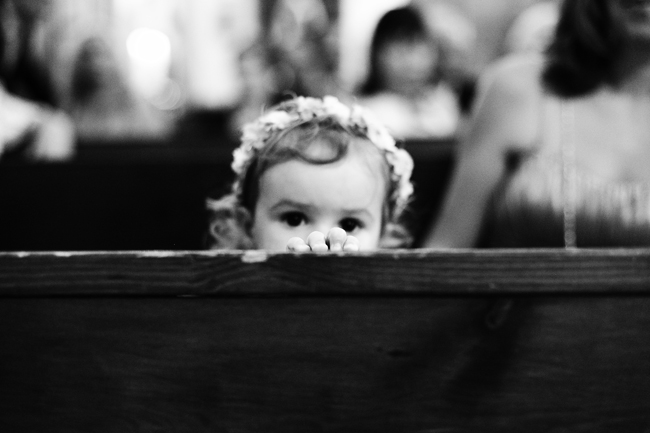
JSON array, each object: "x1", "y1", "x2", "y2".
[
  {"x1": 257, "y1": 155, "x2": 387, "y2": 212},
  {"x1": 346, "y1": 138, "x2": 391, "y2": 173}
]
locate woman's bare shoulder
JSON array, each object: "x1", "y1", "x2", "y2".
[
  {"x1": 468, "y1": 54, "x2": 545, "y2": 152},
  {"x1": 479, "y1": 53, "x2": 544, "y2": 102}
]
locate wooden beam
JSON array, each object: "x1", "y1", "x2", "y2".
[
  {"x1": 2, "y1": 249, "x2": 650, "y2": 296},
  {"x1": 1, "y1": 250, "x2": 650, "y2": 431}
]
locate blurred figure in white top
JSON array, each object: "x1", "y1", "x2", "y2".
[{"x1": 356, "y1": 5, "x2": 462, "y2": 140}]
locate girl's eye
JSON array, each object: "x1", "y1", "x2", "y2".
[
  {"x1": 339, "y1": 218, "x2": 363, "y2": 233},
  {"x1": 281, "y1": 212, "x2": 307, "y2": 227}
]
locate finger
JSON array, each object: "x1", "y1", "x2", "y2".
[
  {"x1": 342, "y1": 235, "x2": 360, "y2": 252},
  {"x1": 306, "y1": 231, "x2": 329, "y2": 252},
  {"x1": 287, "y1": 237, "x2": 311, "y2": 252},
  {"x1": 327, "y1": 227, "x2": 347, "y2": 252}
]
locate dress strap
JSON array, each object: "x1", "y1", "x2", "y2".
[{"x1": 560, "y1": 100, "x2": 577, "y2": 249}]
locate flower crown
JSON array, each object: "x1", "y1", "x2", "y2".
[{"x1": 231, "y1": 96, "x2": 414, "y2": 217}]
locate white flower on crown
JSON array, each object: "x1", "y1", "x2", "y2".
[
  {"x1": 231, "y1": 146, "x2": 251, "y2": 175},
  {"x1": 349, "y1": 105, "x2": 367, "y2": 130},
  {"x1": 385, "y1": 147, "x2": 414, "y2": 212},
  {"x1": 387, "y1": 148, "x2": 414, "y2": 178},
  {"x1": 322, "y1": 95, "x2": 351, "y2": 121},
  {"x1": 295, "y1": 96, "x2": 324, "y2": 121},
  {"x1": 258, "y1": 110, "x2": 295, "y2": 130},
  {"x1": 231, "y1": 96, "x2": 414, "y2": 216}
]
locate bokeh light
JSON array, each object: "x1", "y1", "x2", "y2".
[
  {"x1": 126, "y1": 27, "x2": 171, "y2": 65},
  {"x1": 126, "y1": 27, "x2": 172, "y2": 99}
]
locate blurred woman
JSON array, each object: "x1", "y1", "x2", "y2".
[{"x1": 424, "y1": 0, "x2": 650, "y2": 248}]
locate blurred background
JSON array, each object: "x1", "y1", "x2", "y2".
[{"x1": 0, "y1": 0, "x2": 558, "y2": 250}]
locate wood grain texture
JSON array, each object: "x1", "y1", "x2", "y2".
[
  {"x1": 1, "y1": 249, "x2": 650, "y2": 295},
  {"x1": 1, "y1": 250, "x2": 650, "y2": 432}
]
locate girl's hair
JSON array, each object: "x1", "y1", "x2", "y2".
[
  {"x1": 542, "y1": 0, "x2": 630, "y2": 97},
  {"x1": 206, "y1": 96, "x2": 414, "y2": 250},
  {"x1": 359, "y1": 6, "x2": 441, "y2": 95},
  {"x1": 239, "y1": 120, "x2": 386, "y2": 213}
]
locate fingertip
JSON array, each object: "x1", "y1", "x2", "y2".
[
  {"x1": 343, "y1": 235, "x2": 360, "y2": 252},
  {"x1": 307, "y1": 231, "x2": 328, "y2": 252},
  {"x1": 327, "y1": 227, "x2": 347, "y2": 251},
  {"x1": 287, "y1": 237, "x2": 309, "y2": 252}
]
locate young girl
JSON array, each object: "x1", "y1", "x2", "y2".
[{"x1": 206, "y1": 96, "x2": 414, "y2": 251}]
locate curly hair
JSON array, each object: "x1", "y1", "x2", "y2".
[
  {"x1": 542, "y1": 0, "x2": 631, "y2": 97},
  {"x1": 205, "y1": 194, "x2": 255, "y2": 250}
]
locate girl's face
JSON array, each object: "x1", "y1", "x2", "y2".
[
  {"x1": 377, "y1": 39, "x2": 438, "y2": 93},
  {"x1": 251, "y1": 147, "x2": 386, "y2": 251}
]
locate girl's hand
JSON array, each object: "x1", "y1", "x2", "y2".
[{"x1": 286, "y1": 227, "x2": 360, "y2": 252}]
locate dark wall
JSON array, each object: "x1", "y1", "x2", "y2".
[{"x1": 0, "y1": 140, "x2": 454, "y2": 251}]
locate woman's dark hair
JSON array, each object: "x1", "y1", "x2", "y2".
[
  {"x1": 0, "y1": 23, "x2": 5, "y2": 71},
  {"x1": 542, "y1": 0, "x2": 630, "y2": 97},
  {"x1": 0, "y1": 0, "x2": 9, "y2": 73},
  {"x1": 359, "y1": 6, "x2": 438, "y2": 95}
]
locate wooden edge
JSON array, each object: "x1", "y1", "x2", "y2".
[{"x1": 1, "y1": 248, "x2": 650, "y2": 297}]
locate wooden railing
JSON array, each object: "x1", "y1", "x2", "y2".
[{"x1": 1, "y1": 249, "x2": 650, "y2": 432}]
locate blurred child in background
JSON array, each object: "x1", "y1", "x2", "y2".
[
  {"x1": 356, "y1": 6, "x2": 461, "y2": 140},
  {"x1": 67, "y1": 36, "x2": 171, "y2": 142}
]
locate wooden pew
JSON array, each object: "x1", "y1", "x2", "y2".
[{"x1": 1, "y1": 249, "x2": 650, "y2": 432}]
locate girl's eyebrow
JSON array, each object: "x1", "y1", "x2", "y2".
[
  {"x1": 269, "y1": 199, "x2": 314, "y2": 212},
  {"x1": 347, "y1": 208, "x2": 375, "y2": 222},
  {"x1": 270, "y1": 200, "x2": 374, "y2": 219}
]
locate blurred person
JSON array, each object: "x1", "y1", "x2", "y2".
[
  {"x1": 66, "y1": 36, "x2": 171, "y2": 142},
  {"x1": 424, "y1": 0, "x2": 650, "y2": 248},
  {"x1": 356, "y1": 5, "x2": 462, "y2": 140},
  {"x1": 227, "y1": 40, "x2": 295, "y2": 139},
  {"x1": 267, "y1": 0, "x2": 342, "y2": 99},
  {"x1": 0, "y1": 81, "x2": 75, "y2": 161},
  {"x1": 228, "y1": 0, "x2": 344, "y2": 137},
  {"x1": 0, "y1": 0, "x2": 74, "y2": 161},
  {"x1": 503, "y1": 1, "x2": 560, "y2": 55},
  {"x1": 411, "y1": 0, "x2": 478, "y2": 114}
]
